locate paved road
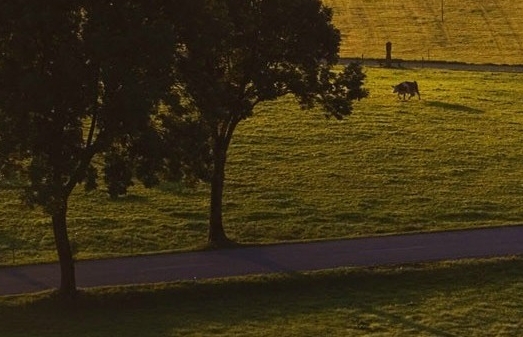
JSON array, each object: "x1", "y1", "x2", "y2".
[
  {"x1": 340, "y1": 58, "x2": 523, "y2": 73},
  {"x1": 1, "y1": 225, "x2": 523, "y2": 296}
]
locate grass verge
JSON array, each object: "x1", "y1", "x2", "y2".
[{"x1": 1, "y1": 256, "x2": 523, "y2": 336}]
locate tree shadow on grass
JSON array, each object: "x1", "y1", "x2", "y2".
[
  {"x1": 360, "y1": 305, "x2": 459, "y2": 337},
  {"x1": 2, "y1": 258, "x2": 523, "y2": 336},
  {"x1": 426, "y1": 100, "x2": 484, "y2": 113}
]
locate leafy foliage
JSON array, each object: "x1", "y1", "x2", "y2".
[
  {"x1": 0, "y1": 1, "x2": 92, "y2": 209},
  {"x1": 318, "y1": 62, "x2": 369, "y2": 119},
  {"x1": 103, "y1": 146, "x2": 134, "y2": 200}
]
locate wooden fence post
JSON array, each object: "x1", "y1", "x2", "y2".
[{"x1": 385, "y1": 41, "x2": 392, "y2": 67}]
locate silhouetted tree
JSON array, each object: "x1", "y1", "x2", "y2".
[
  {"x1": 0, "y1": 0, "x2": 179, "y2": 297},
  {"x1": 172, "y1": 0, "x2": 368, "y2": 245}
]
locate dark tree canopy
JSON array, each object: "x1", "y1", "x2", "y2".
[{"x1": 171, "y1": 0, "x2": 369, "y2": 244}]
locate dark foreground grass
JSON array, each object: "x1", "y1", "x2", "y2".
[{"x1": 1, "y1": 257, "x2": 523, "y2": 336}]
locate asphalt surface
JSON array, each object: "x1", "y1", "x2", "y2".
[
  {"x1": 340, "y1": 58, "x2": 523, "y2": 73},
  {"x1": 1, "y1": 225, "x2": 523, "y2": 296}
]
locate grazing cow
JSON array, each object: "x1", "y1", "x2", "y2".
[{"x1": 392, "y1": 81, "x2": 421, "y2": 100}]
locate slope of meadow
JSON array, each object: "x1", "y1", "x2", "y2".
[
  {"x1": 325, "y1": 0, "x2": 523, "y2": 64},
  {"x1": 1, "y1": 67, "x2": 523, "y2": 264}
]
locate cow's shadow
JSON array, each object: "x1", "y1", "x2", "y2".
[{"x1": 425, "y1": 100, "x2": 484, "y2": 113}]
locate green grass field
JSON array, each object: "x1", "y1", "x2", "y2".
[
  {"x1": 1, "y1": 66, "x2": 523, "y2": 264},
  {"x1": 1, "y1": 257, "x2": 523, "y2": 336},
  {"x1": 2, "y1": 3, "x2": 523, "y2": 334},
  {"x1": 325, "y1": 0, "x2": 523, "y2": 64}
]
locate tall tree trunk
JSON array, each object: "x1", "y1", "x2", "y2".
[
  {"x1": 207, "y1": 114, "x2": 242, "y2": 246},
  {"x1": 208, "y1": 136, "x2": 230, "y2": 245},
  {"x1": 52, "y1": 200, "x2": 77, "y2": 298}
]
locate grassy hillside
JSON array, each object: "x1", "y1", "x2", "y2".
[
  {"x1": 325, "y1": 0, "x2": 523, "y2": 64},
  {"x1": 1, "y1": 66, "x2": 523, "y2": 264}
]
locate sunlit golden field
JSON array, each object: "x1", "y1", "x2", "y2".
[{"x1": 325, "y1": 0, "x2": 523, "y2": 64}]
